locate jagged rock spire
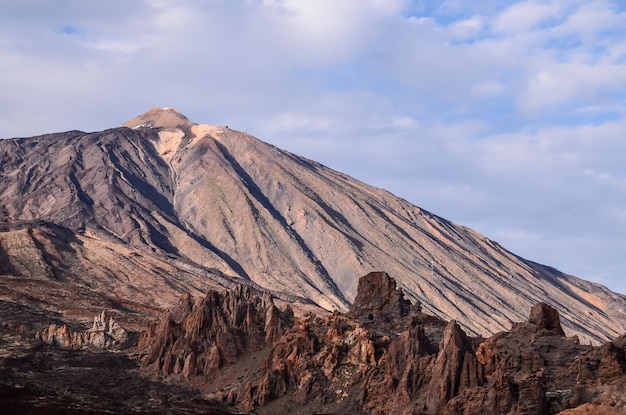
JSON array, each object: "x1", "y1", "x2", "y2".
[
  {"x1": 528, "y1": 302, "x2": 565, "y2": 336},
  {"x1": 352, "y1": 271, "x2": 419, "y2": 317}
]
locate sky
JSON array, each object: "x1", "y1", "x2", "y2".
[{"x1": 1, "y1": 0, "x2": 626, "y2": 294}]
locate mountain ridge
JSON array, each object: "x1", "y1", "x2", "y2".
[{"x1": 0, "y1": 107, "x2": 624, "y2": 344}]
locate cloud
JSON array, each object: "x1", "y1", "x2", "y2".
[
  {"x1": 491, "y1": 1, "x2": 564, "y2": 34},
  {"x1": 519, "y1": 62, "x2": 626, "y2": 113},
  {"x1": 259, "y1": 0, "x2": 406, "y2": 64},
  {"x1": 449, "y1": 15, "x2": 486, "y2": 39}
]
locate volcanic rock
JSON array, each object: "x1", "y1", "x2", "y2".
[
  {"x1": 36, "y1": 311, "x2": 130, "y2": 349},
  {"x1": 352, "y1": 271, "x2": 418, "y2": 317},
  {"x1": 0, "y1": 298, "x2": 235, "y2": 414},
  {"x1": 137, "y1": 273, "x2": 626, "y2": 414},
  {"x1": 140, "y1": 284, "x2": 293, "y2": 379},
  {"x1": 528, "y1": 302, "x2": 565, "y2": 335},
  {"x1": 425, "y1": 320, "x2": 484, "y2": 412}
]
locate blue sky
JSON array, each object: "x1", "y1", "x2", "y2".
[{"x1": 1, "y1": 0, "x2": 626, "y2": 294}]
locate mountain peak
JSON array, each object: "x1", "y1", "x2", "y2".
[{"x1": 121, "y1": 107, "x2": 197, "y2": 130}]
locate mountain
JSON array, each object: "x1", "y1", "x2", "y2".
[{"x1": 1, "y1": 107, "x2": 625, "y2": 344}]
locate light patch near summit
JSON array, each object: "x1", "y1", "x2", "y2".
[
  {"x1": 155, "y1": 124, "x2": 226, "y2": 163},
  {"x1": 156, "y1": 128, "x2": 185, "y2": 163},
  {"x1": 191, "y1": 124, "x2": 225, "y2": 140},
  {"x1": 123, "y1": 107, "x2": 231, "y2": 163}
]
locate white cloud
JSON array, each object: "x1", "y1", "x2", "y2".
[
  {"x1": 518, "y1": 62, "x2": 626, "y2": 115},
  {"x1": 390, "y1": 116, "x2": 420, "y2": 129},
  {"x1": 554, "y1": 0, "x2": 626, "y2": 38},
  {"x1": 254, "y1": 0, "x2": 406, "y2": 64},
  {"x1": 265, "y1": 112, "x2": 336, "y2": 133},
  {"x1": 492, "y1": 1, "x2": 564, "y2": 34},
  {"x1": 449, "y1": 15, "x2": 485, "y2": 39}
]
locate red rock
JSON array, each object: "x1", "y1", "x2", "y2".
[
  {"x1": 141, "y1": 284, "x2": 292, "y2": 378},
  {"x1": 528, "y1": 302, "x2": 565, "y2": 336},
  {"x1": 425, "y1": 320, "x2": 484, "y2": 412},
  {"x1": 352, "y1": 271, "x2": 417, "y2": 317},
  {"x1": 138, "y1": 273, "x2": 626, "y2": 415}
]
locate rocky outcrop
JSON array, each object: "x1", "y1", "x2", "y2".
[
  {"x1": 352, "y1": 271, "x2": 418, "y2": 317},
  {"x1": 555, "y1": 333, "x2": 626, "y2": 413},
  {"x1": 527, "y1": 301, "x2": 566, "y2": 335},
  {"x1": 425, "y1": 320, "x2": 484, "y2": 412},
  {"x1": 234, "y1": 272, "x2": 447, "y2": 413},
  {"x1": 140, "y1": 284, "x2": 293, "y2": 379},
  {"x1": 560, "y1": 404, "x2": 626, "y2": 415},
  {"x1": 239, "y1": 312, "x2": 377, "y2": 411},
  {"x1": 465, "y1": 303, "x2": 592, "y2": 414},
  {"x1": 138, "y1": 272, "x2": 626, "y2": 415},
  {"x1": 36, "y1": 311, "x2": 130, "y2": 349}
]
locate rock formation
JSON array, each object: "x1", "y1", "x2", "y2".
[
  {"x1": 140, "y1": 285, "x2": 293, "y2": 379},
  {"x1": 36, "y1": 311, "x2": 130, "y2": 349},
  {"x1": 138, "y1": 272, "x2": 626, "y2": 414},
  {"x1": 352, "y1": 271, "x2": 419, "y2": 317}
]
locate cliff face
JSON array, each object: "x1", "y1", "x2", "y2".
[
  {"x1": 139, "y1": 272, "x2": 626, "y2": 415},
  {"x1": 1, "y1": 107, "x2": 625, "y2": 344},
  {"x1": 139, "y1": 285, "x2": 293, "y2": 380}
]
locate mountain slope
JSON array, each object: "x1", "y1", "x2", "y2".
[{"x1": 1, "y1": 107, "x2": 624, "y2": 343}]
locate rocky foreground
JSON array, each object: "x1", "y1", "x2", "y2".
[
  {"x1": 137, "y1": 272, "x2": 626, "y2": 414},
  {"x1": 2, "y1": 272, "x2": 625, "y2": 414}
]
